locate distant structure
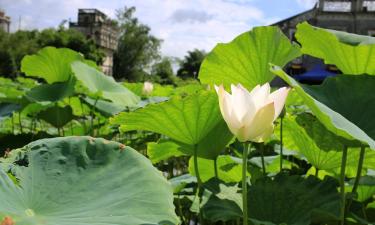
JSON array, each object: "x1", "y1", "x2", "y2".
[
  {"x1": 0, "y1": 10, "x2": 10, "y2": 33},
  {"x1": 70, "y1": 9, "x2": 119, "y2": 76},
  {"x1": 274, "y1": 0, "x2": 375, "y2": 83}
]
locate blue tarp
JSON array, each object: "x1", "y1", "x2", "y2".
[{"x1": 294, "y1": 64, "x2": 337, "y2": 82}]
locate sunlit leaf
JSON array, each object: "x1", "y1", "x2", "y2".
[
  {"x1": 296, "y1": 22, "x2": 375, "y2": 75},
  {"x1": 272, "y1": 66, "x2": 375, "y2": 149},
  {"x1": 147, "y1": 141, "x2": 186, "y2": 164},
  {"x1": 71, "y1": 61, "x2": 140, "y2": 108},
  {"x1": 21, "y1": 47, "x2": 83, "y2": 84},
  {"x1": 199, "y1": 26, "x2": 301, "y2": 89},
  {"x1": 188, "y1": 155, "x2": 243, "y2": 183},
  {"x1": 111, "y1": 91, "x2": 233, "y2": 159}
]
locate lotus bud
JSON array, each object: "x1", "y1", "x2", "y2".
[
  {"x1": 215, "y1": 83, "x2": 289, "y2": 143},
  {"x1": 142, "y1": 81, "x2": 154, "y2": 95}
]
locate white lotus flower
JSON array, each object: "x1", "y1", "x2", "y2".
[
  {"x1": 215, "y1": 83, "x2": 289, "y2": 142},
  {"x1": 142, "y1": 81, "x2": 154, "y2": 95}
]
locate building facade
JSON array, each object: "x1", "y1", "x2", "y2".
[
  {"x1": 70, "y1": 9, "x2": 119, "y2": 76},
  {"x1": 0, "y1": 10, "x2": 10, "y2": 33},
  {"x1": 274, "y1": 0, "x2": 375, "y2": 79}
]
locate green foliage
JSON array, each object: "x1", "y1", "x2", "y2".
[
  {"x1": 71, "y1": 61, "x2": 140, "y2": 107},
  {"x1": 296, "y1": 22, "x2": 375, "y2": 75},
  {"x1": 188, "y1": 155, "x2": 243, "y2": 183},
  {"x1": 0, "y1": 136, "x2": 178, "y2": 225},
  {"x1": 21, "y1": 47, "x2": 83, "y2": 83},
  {"x1": 36, "y1": 105, "x2": 74, "y2": 128},
  {"x1": 272, "y1": 66, "x2": 375, "y2": 149},
  {"x1": 247, "y1": 175, "x2": 340, "y2": 225},
  {"x1": 113, "y1": 6, "x2": 162, "y2": 81},
  {"x1": 0, "y1": 28, "x2": 103, "y2": 77},
  {"x1": 111, "y1": 91, "x2": 233, "y2": 158},
  {"x1": 151, "y1": 57, "x2": 176, "y2": 84},
  {"x1": 177, "y1": 49, "x2": 206, "y2": 79},
  {"x1": 199, "y1": 26, "x2": 301, "y2": 89}
]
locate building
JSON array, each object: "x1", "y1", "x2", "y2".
[
  {"x1": 274, "y1": 0, "x2": 375, "y2": 83},
  {"x1": 0, "y1": 10, "x2": 10, "y2": 33},
  {"x1": 70, "y1": 9, "x2": 119, "y2": 76}
]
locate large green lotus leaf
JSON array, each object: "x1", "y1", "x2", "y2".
[
  {"x1": 347, "y1": 176, "x2": 375, "y2": 202},
  {"x1": 201, "y1": 179, "x2": 242, "y2": 222},
  {"x1": 21, "y1": 47, "x2": 83, "y2": 84},
  {"x1": 71, "y1": 61, "x2": 140, "y2": 108},
  {"x1": 83, "y1": 96, "x2": 125, "y2": 117},
  {"x1": 199, "y1": 26, "x2": 301, "y2": 89},
  {"x1": 147, "y1": 141, "x2": 186, "y2": 164},
  {"x1": 0, "y1": 136, "x2": 178, "y2": 225},
  {"x1": 25, "y1": 77, "x2": 76, "y2": 103},
  {"x1": 248, "y1": 175, "x2": 340, "y2": 225},
  {"x1": 36, "y1": 105, "x2": 74, "y2": 128},
  {"x1": 272, "y1": 66, "x2": 375, "y2": 149},
  {"x1": 110, "y1": 91, "x2": 233, "y2": 159},
  {"x1": 295, "y1": 22, "x2": 375, "y2": 75},
  {"x1": 188, "y1": 155, "x2": 243, "y2": 183}
]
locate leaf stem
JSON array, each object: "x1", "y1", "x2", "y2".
[
  {"x1": 260, "y1": 143, "x2": 266, "y2": 176},
  {"x1": 280, "y1": 117, "x2": 284, "y2": 172},
  {"x1": 193, "y1": 144, "x2": 203, "y2": 225},
  {"x1": 214, "y1": 157, "x2": 219, "y2": 179},
  {"x1": 90, "y1": 98, "x2": 99, "y2": 136},
  {"x1": 339, "y1": 145, "x2": 348, "y2": 225},
  {"x1": 347, "y1": 146, "x2": 366, "y2": 212},
  {"x1": 242, "y1": 142, "x2": 251, "y2": 225}
]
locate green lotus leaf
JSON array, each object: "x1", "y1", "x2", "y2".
[
  {"x1": 0, "y1": 136, "x2": 178, "y2": 225},
  {"x1": 280, "y1": 113, "x2": 375, "y2": 174},
  {"x1": 272, "y1": 66, "x2": 375, "y2": 149},
  {"x1": 83, "y1": 96, "x2": 125, "y2": 117},
  {"x1": 347, "y1": 176, "x2": 375, "y2": 202},
  {"x1": 201, "y1": 179, "x2": 242, "y2": 222},
  {"x1": 169, "y1": 174, "x2": 196, "y2": 194},
  {"x1": 21, "y1": 47, "x2": 83, "y2": 84},
  {"x1": 199, "y1": 26, "x2": 301, "y2": 89},
  {"x1": 25, "y1": 77, "x2": 76, "y2": 103},
  {"x1": 36, "y1": 105, "x2": 74, "y2": 128},
  {"x1": 71, "y1": 61, "x2": 140, "y2": 108},
  {"x1": 247, "y1": 175, "x2": 340, "y2": 225},
  {"x1": 295, "y1": 22, "x2": 375, "y2": 75},
  {"x1": 188, "y1": 155, "x2": 243, "y2": 183},
  {"x1": 147, "y1": 141, "x2": 186, "y2": 164},
  {"x1": 110, "y1": 91, "x2": 233, "y2": 159}
]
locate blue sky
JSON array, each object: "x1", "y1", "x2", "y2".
[{"x1": 1, "y1": 0, "x2": 316, "y2": 58}]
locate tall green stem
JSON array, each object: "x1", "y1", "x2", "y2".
[
  {"x1": 242, "y1": 142, "x2": 251, "y2": 225},
  {"x1": 90, "y1": 98, "x2": 99, "y2": 136},
  {"x1": 347, "y1": 146, "x2": 366, "y2": 212},
  {"x1": 260, "y1": 144, "x2": 266, "y2": 176},
  {"x1": 340, "y1": 146, "x2": 348, "y2": 225},
  {"x1": 214, "y1": 157, "x2": 219, "y2": 179},
  {"x1": 193, "y1": 144, "x2": 203, "y2": 225},
  {"x1": 279, "y1": 117, "x2": 284, "y2": 172}
]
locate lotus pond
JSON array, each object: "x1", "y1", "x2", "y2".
[{"x1": 1, "y1": 22, "x2": 375, "y2": 225}]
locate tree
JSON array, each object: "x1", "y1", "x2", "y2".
[
  {"x1": 0, "y1": 27, "x2": 104, "y2": 78},
  {"x1": 177, "y1": 49, "x2": 206, "y2": 80},
  {"x1": 113, "y1": 6, "x2": 162, "y2": 82},
  {"x1": 150, "y1": 57, "x2": 175, "y2": 85}
]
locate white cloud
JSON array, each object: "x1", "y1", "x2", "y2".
[{"x1": 1, "y1": 0, "x2": 281, "y2": 58}]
